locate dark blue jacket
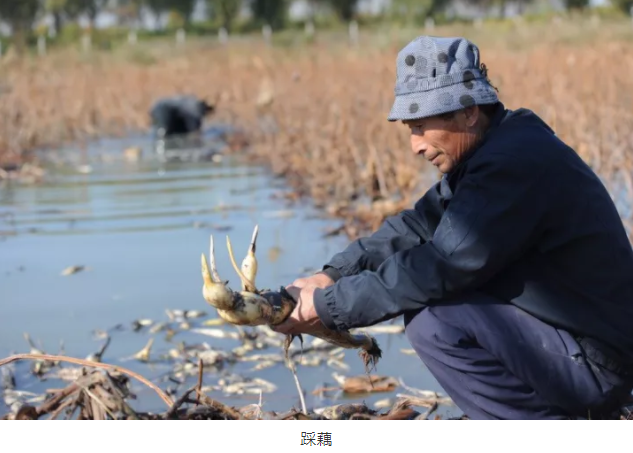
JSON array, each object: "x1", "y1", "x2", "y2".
[{"x1": 313, "y1": 103, "x2": 633, "y2": 357}]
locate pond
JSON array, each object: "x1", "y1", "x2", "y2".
[{"x1": 0, "y1": 127, "x2": 459, "y2": 418}]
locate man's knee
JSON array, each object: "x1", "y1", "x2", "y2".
[
  {"x1": 404, "y1": 306, "x2": 472, "y2": 357},
  {"x1": 404, "y1": 293, "x2": 514, "y2": 360}
]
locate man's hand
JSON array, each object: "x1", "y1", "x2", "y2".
[
  {"x1": 271, "y1": 272, "x2": 335, "y2": 335},
  {"x1": 289, "y1": 272, "x2": 334, "y2": 290},
  {"x1": 273, "y1": 273, "x2": 334, "y2": 335}
]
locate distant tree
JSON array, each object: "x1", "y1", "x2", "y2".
[
  {"x1": 462, "y1": 0, "x2": 534, "y2": 19},
  {"x1": 64, "y1": 0, "x2": 106, "y2": 27},
  {"x1": 322, "y1": 0, "x2": 358, "y2": 22},
  {"x1": 390, "y1": 0, "x2": 450, "y2": 21},
  {"x1": 249, "y1": 0, "x2": 288, "y2": 29},
  {"x1": 305, "y1": 0, "x2": 319, "y2": 19},
  {"x1": 494, "y1": 0, "x2": 508, "y2": 18},
  {"x1": 44, "y1": 0, "x2": 67, "y2": 35},
  {"x1": 0, "y1": 0, "x2": 41, "y2": 54},
  {"x1": 426, "y1": 0, "x2": 451, "y2": 18},
  {"x1": 208, "y1": 0, "x2": 241, "y2": 32},
  {"x1": 609, "y1": 0, "x2": 633, "y2": 14},
  {"x1": 164, "y1": 0, "x2": 196, "y2": 27},
  {"x1": 564, "y1": 0, "x2": 590, "y2": 10},
  {"x1": 112, "y1": 0, "x2": 142, "y2": 27},
  {"x1": 144, "y1": 0, "x2": 170, "y2": 27}
]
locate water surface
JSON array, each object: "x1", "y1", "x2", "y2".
[{"x1": 0, "y1": 130, "x2": 457, "y2": 418}]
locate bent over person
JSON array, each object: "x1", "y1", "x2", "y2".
[
  {"x1": 272, "y1": 36, "x2": 633, "y2": 420},
  {"x1": 149, "y1": 95, "x2": 214, "y2": 139}
]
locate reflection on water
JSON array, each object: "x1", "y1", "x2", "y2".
[{"x1": 0, "y1": 130, "x2": 456, "y2": 417}]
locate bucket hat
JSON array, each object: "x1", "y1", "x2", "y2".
[{"x1": 388, "y1": 36, "x2": 499, "y2": 122}]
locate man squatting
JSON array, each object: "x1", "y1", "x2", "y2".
[{"x1": 273, "y1": 36, "x2": 633, "y2": 420}]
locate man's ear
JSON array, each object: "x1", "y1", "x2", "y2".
[{"x1": 462, "y1": 105, "x2": 479, "y2": 128}]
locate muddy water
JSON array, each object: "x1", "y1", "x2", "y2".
[{"x1": 0, "y1": 129, "x2": 459, "y2": 418}]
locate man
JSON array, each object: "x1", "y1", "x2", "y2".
[
  {"x1": 149, "y1": 95, "x2": 215, "y2": 139},
  {"x1": 273, "y1": 36, "x2": 633, "y2": 420}
]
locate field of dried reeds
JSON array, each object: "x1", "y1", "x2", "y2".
[{"x1": 1, "y1": 18, "x2": 632, "y2": 239}]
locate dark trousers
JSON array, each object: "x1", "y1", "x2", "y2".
[{"x1": 404, "y1": 292, "x2": 633, "y2": 420}]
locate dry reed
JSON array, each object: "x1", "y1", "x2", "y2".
[{"x1": 1, "y1": 21, "x2": 631, "y2": 239}]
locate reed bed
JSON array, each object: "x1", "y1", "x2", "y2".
[{"x1": 1, "y1": 20, "x2": 632, "y2": 239}]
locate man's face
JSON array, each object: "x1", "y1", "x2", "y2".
[{"x1": 404, "y1": 107, "x2": 481, "y2": 174}]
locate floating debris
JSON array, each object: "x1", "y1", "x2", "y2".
[
  {"x1": 184, "y1": 310, "x2": 207, "y2": 320},
  {"x1": 239, "y1": 353, "x2": 285, "y2": 363},
  {"x1": 339, "y1": 373, "x2": 398, "y2": 394},
  {"x1": 297, "y1": 355, "x2": 322, "y2": 367},
  {"x1": 165, "y1": 309, "x2": 185, "y2": 321},
  {"x1": 190, "y1": 328, "x2": 241, "y2": 340},
  {"x1": 0, "y1": 163, "x2": 46, "y2": 185},
  {"x1": 374, "y1": 398, "x2": 394, "y2": 409},
  {"x1": 131, "y1": 338, "x2": 154, "y2": 363},
  {"x1": 202, "y1": 318, "x2": 227, "y2": 326},
  {"x1": 165, "y1": 309, "x2": 207, "y2": 322},
  {"x1": 60, "y1": 265, "x2": 85, "y2": 276},
  {"x1": 22, "y1": 333, "x2": 57, "y2": 376},
  {"x1": 131, "y1": 319, "x2": 153, "y2": 332},
  {"x1": 210, "y1": 224, "x2": 233, "y2": 232},
  {"x1": 23, "y1": 333, "x2": 45, "y2": 356},
  {"x1": 326, "y1": 356, "x2": 350, "y2": 371},
  {"x1": 3, "y1": 277, "x2": 456, "y2": 420},
  {"x1": 395, "y1": 393, "x2": 453, "y2": 409},
  {"x1": 1, "y1": 366, "x2": 16, "y2": 391},
  {"x1": 262, "y1": 210, "x2": 295, "y2": 219},
  {"x1": 397, "y1": 378, "x2": 451, "y2": 401},
  {"x1": 46, "y1": 367, "x2": 86, "y2": 382},
  {"x1": 196, "y1": 350, "x2": 229, "y2": 367},
  {"x1": 123, "y1": 146, "x2": 142, "y2": 162},
  {"x1": 2, "y1": 389, "x2": 46, "y2": 414},
  {"x1": 315, "y1": 372, "x2": 399, "y2": 395},
  {"x1": 86, "y1": 336, "x2": 111, "y2": 363},
  {"x1": 149, "y1": 321, "x2": 169, "y2": 334},
  {"x1": 1, "y1": 353, "x2": 630, "y2": 420},
  {"x1": 250, "y1": 360, "x2": 277, "y2": 371},
  {"x1": 218, "y1": 375, "x2": 277, "y2": 395},
  {"x1": 317, "y1": 403, "x2": 376, "y2": 420},
  {"x1": 92, "y1": 324, "x2": 124, "y2": 340}
]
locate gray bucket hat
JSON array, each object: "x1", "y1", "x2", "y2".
[{"x1": 388, "y1": 36, "x2": 499, "y2": 122}]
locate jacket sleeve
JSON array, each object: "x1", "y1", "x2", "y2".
[
  {"x1": 314, "y1": 153, "x2": 552, "y2": 331},
  {"x1": 318, "y1": 182, "x2": 443, "y2": 283}
]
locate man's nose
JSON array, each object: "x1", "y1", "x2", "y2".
[{"x1": 410, "y1": 136, "x2": 426, "y2": 154}]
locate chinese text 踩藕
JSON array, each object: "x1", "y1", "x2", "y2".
[{"x1": 300, "y1": 432, "x2": 332, "y2": 446}]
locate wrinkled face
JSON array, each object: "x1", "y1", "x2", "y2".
[{"x1": 404, "y1": 106, "x2": 482, "y2": 174}]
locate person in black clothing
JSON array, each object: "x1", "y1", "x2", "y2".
[
  {"x1": 149, "y1": 95, "x2": 214, "y2": 139},
  {"x1": 272, "y1": 36, "x2": 633, "y2": 420}
]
